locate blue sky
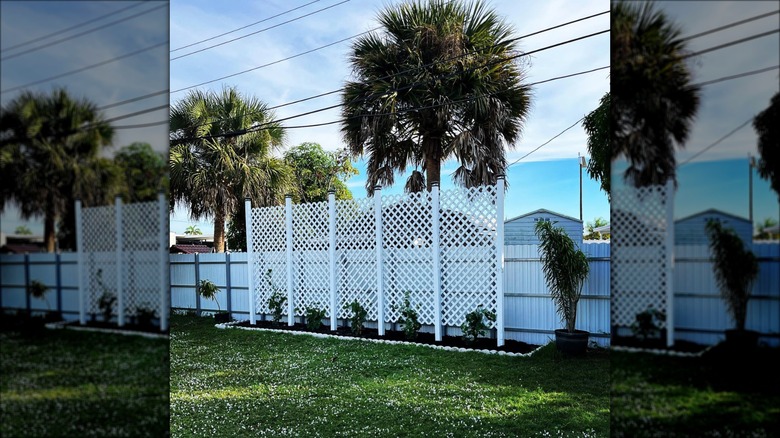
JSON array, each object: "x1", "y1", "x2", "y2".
[
  {"x1": 0, "y1": 1, "x2": 169, "y2": 236},
  {"x1": 612, "y1": 1, "x2": 779, "y2": 228},
  {"x1": 169, "y1": 0, "x2": 611, "y2": 235}
]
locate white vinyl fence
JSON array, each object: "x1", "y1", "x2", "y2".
[{"x1": 169, "y1": 242, "x2": 613, "y2": 347}]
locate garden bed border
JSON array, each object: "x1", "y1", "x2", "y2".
[{"x1": 45, "y1": 320, "x2": 169, "y2": 339}]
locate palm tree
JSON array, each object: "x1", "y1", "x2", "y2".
[
  {"x1": 612, "y1": 1, "x2": 700, "y2": 187},
  {"x1": 169, "y1": 86, "x2": 291, "y2": 253},
  {"x1": 184, "y1": 225, "x2": 202, "y2": 236},
  {"x1": 0, "y1": 88, "x2": 115, "y2": 252},
  {"x1": 583, "y1": 92, "x2": 610, "y2": 199},
  {"x1": 340, "y1": 0, "x2": 530, "y2": 195},
  {"x1": 753, "y1": 91, "x2": 779, "y2": 198}
]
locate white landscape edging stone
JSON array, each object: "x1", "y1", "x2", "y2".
[
  {"x1": 216, "y1": 320, "x2": 543, "y2": 358},
  {"x1": 611, "y1": 344, "x2": 713, "y2": 358},
  {"x1": 46, "y1": 321, "x2": 169, "y2": 340}
]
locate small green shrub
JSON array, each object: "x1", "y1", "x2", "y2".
[
  {"x1": 397, "y1": 291, "x2": 421, "y2": 340},
  {"x1": 298, "y1": 304, "x2": 327, "y2": 331},
  {"x1": 344, "y1": 300, "x2": 367, "y2": 335},
  {"x1": 266, "y1": 269, "x2": 287, "y2": 325},
  {"x1": 27, "y1": 280, "x2": 51, "y2": 310},
  {"x1": 197, "y1": 280, "x2": 222, "y2": 313},
  {"x1": 461, "y1": 306, "x2": 496, "y2": 343},
  {"x1": 95, "y1": 269, "x2": 115, "y2": 322},
  {"x1": 135, "y1": 304, "x2": 157, "y2": 327},
  {"x1": 630, "y1": 306, "x2": 664, "y2": 341}
]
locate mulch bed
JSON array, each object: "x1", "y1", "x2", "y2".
[
  {"x1": 611, "y1": 335, "x2": 709, "y2": 354},
  {"x1": 232, "y1": 319, "x2": 540, "y2": 355}
]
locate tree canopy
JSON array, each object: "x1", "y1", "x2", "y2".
[
  {"x1": 753, "y1": 91, "x2": 779, "y2": 199},
  {"x1": 583, "y1": 92, "x2": 610, "y2": 199},
  {"x1": 114, "y1": 142, "x2": 167, "y2": 203},
  {"x1": 284, "y1": 142, "x2": 357, "y2": 203},
  {"x1": 612, "y1": 1, "x2": 700, "y2": 187},
  {"x1": 340, "y1": 0, "x2": 531, "y2": 195}
]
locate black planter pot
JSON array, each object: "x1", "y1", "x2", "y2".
[
  {"x1": 724, "y1": 329, "x2": 759, "y2": 348},
  {"x1": 555, "y1": 329, "x2": 589, "y2": 355},
  {"x1": 214, "y1": 312, "x2": 231, "y2": 323}
]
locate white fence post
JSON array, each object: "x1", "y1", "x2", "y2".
[
  {"x1": 158, "y1": 192, "x2": 168, "y2": 332},
  {"x1": 285, "y1": 195, "x2": 294, "y2": 326},
  {"x1": 431, "y1": 183, "x2": 442, "y2": 342},
  {"x1": 665, "y1": 179, "x2": 675, "y2": 347},
  {"x1": 329, "y1": 191, "x2": 337, "y2": 331},
  {"x1": 374, "y1": 185, "x2": 384, "y2": 336},
  {"x1": 115, "y1": 196, "x2": 124, "y2": 327},
  {"x1": 245, "y1": 198, "x2": 256, "y2": 325},
  {"x1": 496, "y1": 176, "x2": 505, "y2": 347},
  {"x1": 75, "y1": 199, "x2": 85, "y2": 325}
]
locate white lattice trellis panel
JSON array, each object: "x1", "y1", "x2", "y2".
[
  {"x1": 381, "y1": 191, "x2": 435, "y2": 324},
  {"x1": 250, "y1": 206, "x2": 286, "y2": 316},
  {"x1": 612, "y1": 183, "x2": 673, "y2": 328},
  {"x1": 439, "y1": 186, "x2": 499, "y2": 328},
  {"x1": 336, "y1": 197, "x2": 377, "y2": 320},
  {"x1": 82, "y1": 205, "x2": 117, "y2": 318},
  {"x1": 122, "y1": 201, "x2": 162, "y2": 319},
  {"x1": 292, "y1": 201, "x2": 330, "y2": 316}
]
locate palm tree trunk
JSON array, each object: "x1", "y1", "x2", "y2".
[
  {"x1": 214, "y1": 210, "x2": 226, "y2": 253},
  {"x1": 44, "y1": 208, "x2": 56, "y2": 253},
  {"x1": 424, "y1": 139, "x2": 441, "y2": 192}
]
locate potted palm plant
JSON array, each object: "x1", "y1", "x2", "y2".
[
  {"x1": 197, "y1": 280, "x2": 231, "y2": 323},
  {"x1": 535, "y1": 221, "x2": 590, "y2": 355},
  {"x1": 705, "y1": 220, "x2": 760, "y2": 348}
]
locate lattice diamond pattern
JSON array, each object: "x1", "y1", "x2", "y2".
[
  {"x1": 82, "y1": 205, "x2": 117, "y2": 317},
  {"x1": 382, "y1": 191, "x2": 435, "y2": 324},
  {"x1": 611, "y1": 184, "x2": 672, "y2": 328},
  {"x1": 336, "y1": 197, "x2": 377, "y2": 320},
  {"x1": 246, "y1": 184, "x2": 500, "y2": 330},
  {"x1": 292, "y1": 201, "x2": 330, "y2": 316},
  {"x1": 439, "y1": 186, "x2": 498, "y2": 328},
  {"x1": 122, "y1": 201, "x2": 162, "y2": 317},
  {"x1": 250, "y1": 205, "x2": 286, "y2": 315}
]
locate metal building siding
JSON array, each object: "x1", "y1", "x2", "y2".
[
  {"x1": 504, "y1": 211, "x2": 583, "y2": 245},
  {"x1": 674, "y1": 210, "x2": 752, "y2": 245}
]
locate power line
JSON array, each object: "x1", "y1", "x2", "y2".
[
  {"x1": 1, "y1": 41, "x2": 168, "y2": 94},
  {"x1": 173, "y1": 64, "x2": 607, "y2": 143},
  {"x1": 1, "y1": 2, "x2": 145, "y2": 52},
  {"x1": 172, "y1": 30, "x2": 608, "y2": 141},
  {"x1": 171, "y1": 0, "x2": 350, "y2": 61},
  {"x1": 171, "y1": 27, "x2": 381, "y2": 93},
  {"x1": 172, "y1": 0, "x2": 321, "y2": 52},
  {"x1": 113, "y1": 120, "x2": 170, "y2": 130},
  {"x1": 171, "y1": 9, "x2": 608, "y2": 95},
  {"x1": 97, "y1": 90, "x2": 169, "y2": 111},
  {"x1": 684, "y1": 28, "x2": 780, "y2": 59},
  {"x1": 677, "y1": 117, "x2": 754, "y2": 167},
  {"x1": 692, "y1": 65, "x2": 779, "y2": 87},
  {"x1": 507, "y1": 117, "x2": 586, "y2": 167},
  {"x1": 1, "y1": 3, "x2": 168, "y2": 61},
  {"x1": 681, "y1": 9, "x2": 779, "y2": 42}
]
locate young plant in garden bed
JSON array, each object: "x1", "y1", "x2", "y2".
[
  {"x1": 397, "y1": 291, "x2": 421, "y2": 340},
  {"x1": 344, "y1": 300, "x2": 367, "y2": 335},
  {"x1": 198, "y1": 279, "x2": 230, "y2": 322},
  {"x1": 96, "y1": 269, "x2": 116, "y2": 323},
  {"x1": 298, "y1": 303, "x2": 327, "y2": 331},
  {"x1": 266, "y1": 269, "x2": 287, "y2": 325},
  {"x1": 630, "y1": 306, "x2": 665, "y2": 343},
  {"x1": 135, "y1": 304, "x2": 157, "y2": 328},
  {"x1": 461, "y1": 306, "x2": 496, "y2": 344}
]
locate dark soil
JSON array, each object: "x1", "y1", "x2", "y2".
[
  {"x1": 62, "y1": 319, "x2": 168, "y2": 335},
  {"x1": 233, "y1": 320, "x2": 540, "y2": 355},
  {"x1": 1, "y1": 311, "x2": 63, "y2": 332},
  {"x1": 611, "y1": 334, "x2": 709, "y2": 354}
]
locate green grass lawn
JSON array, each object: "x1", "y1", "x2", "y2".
[
  {"x1": 611, "y1": 347, "x2": 780, "y2": 437},
  {"x1": 0, "y1": 324, "x2": 169, "y2": 437},
  {"x1": 170, "y1": 314, "x2": 609, "y2": 437}
]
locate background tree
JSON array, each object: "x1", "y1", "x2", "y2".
[
  {"x1": 114, "y1": 142, "x2": 167, "y2": 203},
  {"x1": 583, "y1": 92, "x2": 610, "y2": 199},
  {"x1": 612, "y1": 1, "x2": 700, "y2": 187},
  {"x1": 341, "y1": 0, "x2": 530, "y2": 195},
  {"x1": 284, "y1": 142, "x2": 357, "y2": 203},
  {"x1": 754, "y1": 217, "x2": 778, "y2": 240},
  {"x1": 0, "y1": 88, "x2": 116, "y2": 252},
  {"x1": 752, "y1": 91, "x2": 779, "y2": 198},
  {"x1": 584, "y1": 217, "x2": 610, "y2": 240},
  {"x1": 184, "y1": 225, "x2": 202, "y2": 236},
  {"x1": 170, "y1": 86, "x2": 291, "y2": 253},
  {"x1": 14, "y1": 225, "x2": 32, "y2": 235}
]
